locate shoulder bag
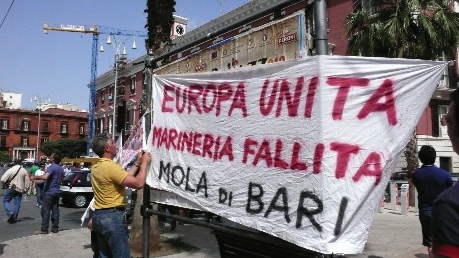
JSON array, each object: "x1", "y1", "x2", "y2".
[{"x1": 4, "y1": 166, "x2": 22, "y2": 188}]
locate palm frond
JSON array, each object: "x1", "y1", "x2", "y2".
[{"x1": 346, "y1": 0, "x2": 459, "y2": 60}]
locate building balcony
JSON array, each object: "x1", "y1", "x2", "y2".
[
  {"x1": 12, "y1": 145, "x2": 34, "y2": 149},
  {"x1": 431, "y1": 88, "x2": 455, "y2": 101},
  {"x1": 14, "y1": 128, "x2": 36, "y2": 134}
]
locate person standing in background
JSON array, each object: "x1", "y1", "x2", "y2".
[
  {"x1": 412, "y1": 145, "x2": 453, "y2": 257},
  {"x1": 44, "y1": 158, "x2": 51, "y2": 170},
  {"x1": 28, "y1": 161, "x2": 40, "y2": 196},
  {"x1": 63, "y1": 163, "x2": 72, "y2": 177},
  {"x1": 30, "y1": 162, "x2": 39, "y2": 177},
  {"x1": 34, "y1": 164, "x2": 46, "y2": 208},
  {"x1": 31, "y1": 153, "x2": 64, "y2": 234}
]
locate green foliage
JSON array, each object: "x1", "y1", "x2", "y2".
[
  {"x1": 144, "y1": 0, "x2": 176, "y2": 52},
  {"x1": 41, "y1": 138, "x2": 87, "y2": 158},
  {"x1": 0, "y1": 151, "x2": 11, "y2": 163},
  {"x1": 346, "y1": 0, "x2": 459, "y2": 60}
]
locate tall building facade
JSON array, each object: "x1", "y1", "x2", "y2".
[
  {"x1": 0, "y1": 91, "x2": 22, "y2": 109},
  {"x1": 0, "y1": 107, "x2": 88, "y2": 160}
]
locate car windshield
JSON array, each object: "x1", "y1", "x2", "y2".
[{"x1": 63, "y1": 172, "x2": 78, "y2": 182}]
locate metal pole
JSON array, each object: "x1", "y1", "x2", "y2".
[
  {"x1": 112, "y1": 52, "x2": 119, "y2": 139},
  {"x1": 36, "y1": 107, "x2": 41, "y2": 161},
  {"x1": 141, "y1": 51, "x2": 154, "y2": 258},
  {"x1": 87, "y1": 34, "x2": 99, "y2": 156},
  {"x1": 314, "y1": 0, "x2": 328, "y2": 55}
]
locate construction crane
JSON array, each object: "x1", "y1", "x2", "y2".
[{"x1": 43, "y1": 24, "x2": 147, "y2": 156}]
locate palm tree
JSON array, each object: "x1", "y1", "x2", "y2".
[
  {"x1": 129, "y1": 0, "x2": 176, "y2": 254},
  {"x1": 346, "y1": 0, "x2": 459, "y2": 204},
  {"x1": 347, "y1": 0, "x2": 459, "y2": 59}
]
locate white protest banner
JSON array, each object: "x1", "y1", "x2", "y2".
[
  {"x1": 146, "y1": 55, "x2": 446, "y2": 254},
  {"x1": 113, "y1": 132, "x2": 123, "y2": 163},
  {"x1": 116, "y1": 114, "x2": 147, "y2": 169}
]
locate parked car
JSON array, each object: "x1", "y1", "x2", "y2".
[{"x1": 60, "y1": 169, "x2": 93, "y2": 208}]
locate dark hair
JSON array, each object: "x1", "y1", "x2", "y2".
[
  {"x1": 418, "y1": 145, "x2": 436, "y2": 165},
  {"x1": 13, "y1": 158, "x2": 22, "y2": 165},
  {"x1": 50, "y1": 153, "x2": 62, "y2": 164},
  {"x1": 92, "y1": 133, "x2": 111, "y2": 157},
  {"x1": 451, "y1": 89, "x2": 459, "y2": 137}
]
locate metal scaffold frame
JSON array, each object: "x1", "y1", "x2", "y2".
[{"x1": 43, "y1": 24, "x2": 147, "y2": 155}]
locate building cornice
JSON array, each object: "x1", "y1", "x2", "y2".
[
  {"x1": 0, "y1": 107, "x2": 88, "y2": 120},
  {"x1": 95, "y1": 0, "x2": 302, "y2": 90}
]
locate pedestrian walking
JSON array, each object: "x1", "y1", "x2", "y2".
[
  {"x1": 90, "y1": 133, "x2": 151, "y2": 258},
  {"x1": 1, "y1": 158, "x2": 31, "y2": 223},
  {"x1": 31, "y1": 153, "x2": 64, "y2": 234}
]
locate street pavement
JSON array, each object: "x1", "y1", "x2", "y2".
[
  {"x1": 0, "y1": 199, "x2": 430, "y2": 258},
  {"x1": 0, "y1": 188, "x2": 85, "y2": 243}
]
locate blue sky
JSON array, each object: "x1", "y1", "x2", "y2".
[{"x1": 0, "y1": 0, "x2": 250, "y2": 109}]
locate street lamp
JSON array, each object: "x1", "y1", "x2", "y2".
[
  {"x1": 100, "y1": 35, "x2": 137, "y2": 139},
  {"x1": 31, "y1": 95, "x2": 50, "y2": 161}
]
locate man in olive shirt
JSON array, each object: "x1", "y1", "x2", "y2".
[{"x1": 90, "y1": 133, "x2": 151, "y2": 258}]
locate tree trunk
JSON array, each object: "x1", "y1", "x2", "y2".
[
  {"x1": 128, "y1": 189, "x2": 160, "y2": 254},
  {"x1": 404, "y1": 130, "x2": 419, "y2": 206},
  {"x1": 129, "y1": 0, "x2": 175, "y2": 255}
]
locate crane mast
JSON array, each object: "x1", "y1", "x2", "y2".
[{"x1": 43, "y1": 23, "x2": 146, "y2": 156}]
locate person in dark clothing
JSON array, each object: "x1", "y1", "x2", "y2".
[
  {"x1": 432, "y1": 89, "x2": 459, "y2": 258},
  {"x1": 31, "y1": 153, "x2": 64, "y2": 234},
  {"x1": 412, "y1": 145, "x2": 453, "y2": 257}
]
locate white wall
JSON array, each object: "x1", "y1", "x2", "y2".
[
  {"x1": 2, "y1": 92, "x2": 22, "y2": 109},
  {"x1": 395, "y1": 135, "x2": 457, "y2": 173}
]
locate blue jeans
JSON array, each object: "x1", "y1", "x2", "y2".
[
  {"x1": 3, "y1": 188, "x2": 22, "y2": 220},
  {"x1": 92, "y1": 209, "x2": 129, "y2": 258},
  {"x1": 36, "y1": 183, "x2": 44, "y2": 206},
  {"x1": 40, "y1": 193, "x2": 60, "y2": 231}
]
